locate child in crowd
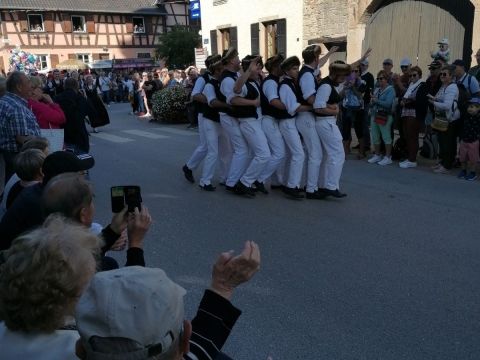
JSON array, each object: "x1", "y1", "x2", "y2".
[
  {"x1": 431, "y1": 38, "x2": 450, "y2": 64},
  {"x1": 458, "y1": 98, "x2": 480, "y2": 181}
]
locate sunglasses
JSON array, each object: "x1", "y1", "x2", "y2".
[
  {"x1": 377, "y1": 77, "x2": 385, "y2": 80},
  {"x1": 401, "y1": 65, "x2": 409, "y2": 69},
  {"x1": 440, "y1": 72, "x2": 449, "y2": 77},
  {"x1": 410, "y1": 73, "x2": 418, "y2": 78},
  {"x1": 352, "y1": 70, "x2": 359, "y2": 73}
]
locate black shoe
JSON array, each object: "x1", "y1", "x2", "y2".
[
  {"x1": 282, "y1": 186, "x2": 305, "y2": 199},
  {"x1": 323, "y1": 189, "x2": 347, "y2": 198},
  {"x1": 234, "y1": 181, "x2": 255, "y2": 197},
  {"x1": 225, "y1": 185, "x2": 235, "y2": 192},
  {"x1": 199, "y1": 184, "x2": 216, "y2": 191},
  {"x1": 253, "y1": 181, "x2": 269, "y2": 194},
  {"x1": 219, "y1": 182, "x2": 226, "y2": 187},
  {"x1": 182, "y1": 165, "x2": 195, "y2": 183},
  {"x1": 270, "y1": 184, "x2": 284, "y2": 191},
  {"x1": 306, "y1": 191, "x2": 327, "y2": 200}
]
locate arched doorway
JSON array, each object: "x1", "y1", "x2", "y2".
[{"x1": 362, "y1": 0, "x2": 475, "y2": 72}]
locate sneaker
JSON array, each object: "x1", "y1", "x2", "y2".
[
  {"x1": 399, "y1": 160, "x2": 417, "y2": 169},
  {"x1": 282, "y1": 186, "x2": 305, "y2": 199},
  {"x1": 457, "y1": 170, "x2": 467, "y2": 179},
  {"x1": 433, "y1": 165, "x2": 449, "y2": 174},
  {"x1": 378, "y1": 156, "x2": 393, "y2": 166},
  {"x1": 306, "y1": 191, "x2": 327, "y2": 200},
  {"x1": 466, "y1": 172, "x2": 478, "y2": 181},
  {"x1": 368, "y1": 154, "x2": 383, "y2": 164},
  {"x1": 253, "y1": 181, "x2": 269, "y2": 194},
  {"x1": 199, "y1": 184, "x2": 216, "y2": 191},
  {"x1": 182, "y1": 165, "x2": 195, "y2": 183}
]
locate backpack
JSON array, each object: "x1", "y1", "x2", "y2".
[
  {"x1": 420, "y1": 132, "x2": 439, "y2": 160},
  {"x1": 457, "y1": 75, "x2": 473, "y2": 116}
]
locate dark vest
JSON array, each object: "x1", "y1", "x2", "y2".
[
  {"x1": 298, "y1": 66, "x2": 318, "y2": 105},
  {"x1": 194, "y1": 72, "x2": 210, "y2": 114},
  {"x1": 203, "y1": 78, "x2": 222, "y2": 122},
  {"x1": 278, "y1": 77, "x2": 303, "y2": 120},
  {"x1": 232, "y1": 81, "x2": 259, "y2": 119},
  {"x1": 316, "y1": 76, "x2": 341, "y2": 118},
  {"x1": 261, "y1": 75, "x2": 285, "y2": 120}
]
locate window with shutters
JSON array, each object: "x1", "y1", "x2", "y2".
[
  {"x1": 210, "y1": 30, "x2": 218, "y2": 55},
  {"x1": 261, "y1": 19, "x2": 286, "y2": 58},
  {"x1": 133, "y1": 17, "x2": 145, "y2": 33},
  {"x1": 72, "y1": 15, "x2": 86, "y2": 33},
  {"x1": 28, "y1": 14, "x2": 44, "y2": 32},
  {"x1": 220, "y1": 28, "x2": 230, "y2": 52},
  {"x1": 137, "y1": 53, "x2": 151, "y2": 58},
  {"x1": 77, "y1": 54, "x2": 90, "y2": 64}
]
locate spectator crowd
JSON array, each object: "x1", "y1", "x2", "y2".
[{"x1": 0, "y1": 66, "x2": 262, "y2": 359}]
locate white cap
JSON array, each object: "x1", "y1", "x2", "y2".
[
  {"x1": 438, "y1": 38, "x2": 449, "y2": 45},
  {"x1": 400, "y1": 57, "x2": 411, "y2": 67},
  {"x1": 76, "y1": 266, "x2": 186, "y2": 360}
]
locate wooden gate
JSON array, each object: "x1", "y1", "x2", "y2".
[{"x1": 362, "y1": 1, "x2": 466, "y2": 73}]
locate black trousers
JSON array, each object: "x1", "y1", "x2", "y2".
[
  {"x1": 438, "y1": 120, "x2": 460, "y2": 169},
  {"x1": 2, "y1": 151, "x2": 17, "y2": 186}
]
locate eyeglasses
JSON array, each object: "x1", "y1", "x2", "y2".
[
  {"x1": 440, "y1": 72, "x2": 449, "y2": 77},
  {"x1": 377, "y1": 77, "x2": 385, "y2": 80},
  {"x1": 409, "y1": 73, "x2": 418, "y2": 78}
]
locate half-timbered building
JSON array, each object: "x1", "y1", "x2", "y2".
[{"x1": 0, "y1": 0, "x2": 191, "y2": 71}]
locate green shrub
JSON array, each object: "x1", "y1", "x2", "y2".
[{"x1": 151, "y1": 86, "x2": 188, "y2": 123}]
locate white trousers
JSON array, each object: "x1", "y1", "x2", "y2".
[
  {"x1": 239, "y1": 118, "x2": 271, "y2": 187},
  {"x1": 296, "y1": 112, "x2": 322, "y2": 193},
  {"x1": 220, "y1": 114, "x2": 250, "y2": 187},
  {"x1": 199, "y1": 118, "x2": 232, "y2": 186},
  {"x1": 315, "y1": 117, "x2": 345, "y2": 190},
  {"x1": 186, "y1": 115, "x2": 207, "y2": 170},
  {"x1": 260, "y1": 116, "x2": 286, "y2": 184},
  {"x1": 279, "y1": 118, "x2": 305, "y2": 188}
]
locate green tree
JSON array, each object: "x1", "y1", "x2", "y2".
[{"x1": 156, "y1": 26, "x2": 201, "y2": 68}]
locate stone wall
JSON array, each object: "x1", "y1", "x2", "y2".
[{"x1": 303, "y1": 0, "x2": 349, "y2": 45}]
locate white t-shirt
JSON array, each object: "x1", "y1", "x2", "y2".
[
  {"x1": 299, "y1": 68, "x2": 316, "y2": 101},
  {"x1": 262, "y1": 79, "x2": 279, "y2": 103},
  {"x1": 203, "y1": 83, "x2": 217, "y2": 105},
  {"x1": 99, "y1": 76, "x2": 110, "y2": 92},
  {"x1": 0, "y1": 322, "x2": 79, "y2": 360},
  {"x1": 192, "y1": 76, "x2": 207, "y2": 97},
  {"x1": 313, "y1": 83, "x2": 333, "y2": 110}
]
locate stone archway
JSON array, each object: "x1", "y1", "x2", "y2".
[{"x1": 347, "y1": 0, "x2": 477, "y2": 68}]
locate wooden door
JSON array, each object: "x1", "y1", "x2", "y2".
[{"x1": 363, "y1": 1, "x2": 465, "y2": 73}]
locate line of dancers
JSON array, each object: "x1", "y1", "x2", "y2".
[{"x1": 182, "y1": 45, "x2": 370, "y2": 199}]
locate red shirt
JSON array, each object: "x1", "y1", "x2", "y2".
[{"x1": 28, "y1": 99, "x2": 66, "y2": 129}]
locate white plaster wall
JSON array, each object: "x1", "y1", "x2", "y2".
[{"x1": 200, "y1": 0, "x2": 304, "y2": 58}]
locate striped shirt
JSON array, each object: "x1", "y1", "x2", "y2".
[{"x1": 0, "y1": 92, "x2": 40, "y2": 152}]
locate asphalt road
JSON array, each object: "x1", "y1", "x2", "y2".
[{"x1": 89, "y1": 103, "x2": 480, "y2": 360}]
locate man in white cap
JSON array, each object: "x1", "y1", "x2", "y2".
[{"x1": 75, "y1": 241, "x2": 261, "y2": 360}]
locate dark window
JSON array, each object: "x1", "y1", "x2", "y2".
[
  {"x1": 133, "y1": 17, "x2": 145, "y2": 33},
  {"x1": 72, "y1": 16, "x2": 86, "y2": 32},
  {"x1": 28, "y1": 14, "x2": 44, "y2": 32},
  {"x1": 138, "y1": 53, "x2": 151, "y2": 58}
]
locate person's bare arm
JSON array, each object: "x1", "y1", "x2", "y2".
[
  {"x1": 210, "y1": 99, "x2": 229, "y2": 109},
  {"x1": 350, "y1": 48, "x2": 373, "y2": 68},
  {"x1": 315, "y1": 106, "x2": 339, "y2": 116},
  {"x1": 193, "y1": 93, "x2": 208, "y2": 104},
  {"x1": 318, "y1": 46, "x2": 340, "y2": 68},
  {"x1": 234, "y1": 58, "x2": 259, "y2": 94},
  {"x1": 270, "y1": 98, "x2": 286, "y2": 110},
  {"x1": 230, "y1": 96, "x2": 259, "y2": 107}
]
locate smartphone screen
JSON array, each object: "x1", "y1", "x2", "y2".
[
  {"x1": 111, "y1": 186, "x2": 126, "y2": 213},
  {"x1": 124, "y1": 186, "x2": 142, "y2": 212}
]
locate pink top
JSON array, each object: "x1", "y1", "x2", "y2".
[{"x1": 28, "y1": 99, "x2": 66, "y2": 129}]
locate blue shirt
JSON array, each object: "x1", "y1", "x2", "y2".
[{"x1": 0, "y1": 92, "x2": 40, "y2": 152}]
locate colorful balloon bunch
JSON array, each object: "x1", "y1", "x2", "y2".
[{"x1": 8, "y1": 46, "x2": 40, "y2": 74}]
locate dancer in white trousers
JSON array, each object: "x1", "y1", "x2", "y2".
[
  {"x1": 277, "y1": 56, "x2": 313, "y2": 199},
  {"x1": 260, "y1": 54, "x2": 287, "y2": 189},
  {"x1": 297, "y1": 45, "x2": 339, "y2": 199},
  {"x1": 230, "y1": 55, "x2": 271, "y2": 196},
  {"x1": 198, "y1": 58, "x2": 232, "y2": 191},
  {"x1": 219, "y1": 48, "x2": 254, "y2": 196},
  {"x1": 313, "y1": 62, "x2": 351, "y2": 198},
  {"x1": 182, "y1": 55, "x2": 220, "y2": 183}
]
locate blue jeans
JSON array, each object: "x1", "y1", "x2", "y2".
[{"x1": 136, "y1": 93, "x2": 145, "y2": 113}]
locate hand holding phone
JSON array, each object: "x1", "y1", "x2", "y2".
[{"x1": 111, "y1": 186, "x2": 142, "y2": 213}]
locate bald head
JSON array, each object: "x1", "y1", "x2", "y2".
[{"x1": 42, "y1": 173, "x2": 93, "y2": 223}]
